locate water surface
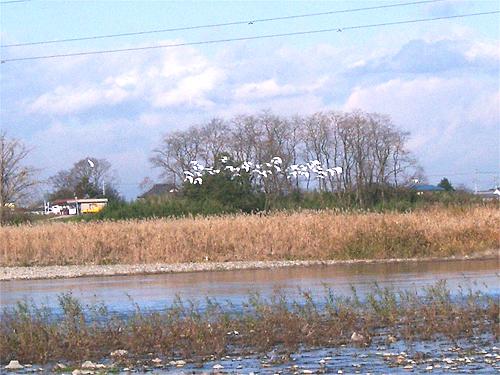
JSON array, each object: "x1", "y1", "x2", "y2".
[{"x1": 1, "y1": 258, "x2": 498, "y2": 314}]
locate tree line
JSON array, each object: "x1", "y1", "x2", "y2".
[
  {"x1": 3, "y1": 109, "x2": 453, "y2": 223},
  {"x1": 151, "y1": 110, "x2": 421, "y2": 206}
]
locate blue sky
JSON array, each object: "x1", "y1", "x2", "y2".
[{"x1": 1, "y1": 0, "x2": 499, "y2": 199}]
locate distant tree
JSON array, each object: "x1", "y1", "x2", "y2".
[
  {"x1": 151, "y1": 110, "x2": 421, "y2": 207},
  {"x1": 49, "y1": 157, "x2": 122, "y2": 201},
  {"x1": 438, "y1": 177, "x2": 455, "y2": 192},
  {"x1": 0, "y1": 132, "x2": 39, "y2": 224},
  {"x1": 182, "y1": 163, "x2": 263, "y2": 213}
]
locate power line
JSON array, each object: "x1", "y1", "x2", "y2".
[
  {"x1": 1, "y1": 0, "x2": 443, "y2": 48},
  {"x1": 0, "y1": 0, "x2": 31, "y2": 4},
  {"x1": 2, "y1": 10, "x2": 498, "y2": 63}
]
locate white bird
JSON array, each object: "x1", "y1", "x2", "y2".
[
  {"x1": 271, "y1": 156, "x2": 282, "y2": 165},
  {"x1": 184, "y1": 175, "x2": 194, "y2": 184},
  {"x1": 225, "y1": 165, "x2": 240, "y2": 173},
  {"x1": 87, "y1": 159, "x2": 95, "y2": 168},
  {"x1": 240, "y1": 162, "x2": 252, "y2": 172},
  {"x1": 194, "y1": 177, "x2": 202, "y2": 185},
  {"x1": 332, "y1": 167, "x2": 343, "y2": 174},
  {"x1": 220, "y1": 156, "x2": 229, "y2": 164},
  {"x1": 257, "y1": 170, "x2": 269, "y2": 178}
]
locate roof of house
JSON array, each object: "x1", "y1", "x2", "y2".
[
  {"x1": 475, "y1": 188, "x2": 500, "y2": 198},
  {"x1": 411, "y1": 184, "x2": 445, "y2": 192},
  {"x1": 138, "y1": 183, "x2": 178, "y2": 199}
]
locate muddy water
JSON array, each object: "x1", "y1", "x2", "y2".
[{"x1": 1, "y1": 258, "x2": 498, "y2": 313}]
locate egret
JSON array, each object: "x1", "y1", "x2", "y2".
[
  {"x1": 240, "y1": 162, "x2": 252, "y2": 172},
  {"x1": 87, "y1": 159, "x2": 95, "y2": 168},
  {"x1": 271, "y1": 156, "x2": 282, "y2": 165},
  {"x1": 332, "y1": 167, "x2": 343, "y2": 174}
]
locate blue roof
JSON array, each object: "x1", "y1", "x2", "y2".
[{"x1": 412, "y1": 184, "x2": 445, "y2": 192}]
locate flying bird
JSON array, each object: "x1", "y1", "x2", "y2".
[{"x1": 271, "y1": 157, "x2": 282, "y2": 165}]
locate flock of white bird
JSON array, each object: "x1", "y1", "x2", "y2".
[{"x1": 183, "y1": 156, "x2": 342, "y2": 184}]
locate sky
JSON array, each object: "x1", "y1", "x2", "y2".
[{"x1": 1, "y1": 0, "x2": 499, "y2": 200}]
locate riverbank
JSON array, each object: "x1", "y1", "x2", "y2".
[
  {"x1": 1, "y1": 206, "x2": 499, "y2": 268},
  {"x1": 0, "y1": 249, "x2": 497, "y2": 280}
]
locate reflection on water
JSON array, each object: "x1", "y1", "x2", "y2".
[{"x1": 1, "y1": 258, "x2": 498, "y2": 313}]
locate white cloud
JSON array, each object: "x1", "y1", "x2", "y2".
[
  {"x1": 234, "y1": 77, "x2": 328, "y2": 101},
  {"x1": 465, "y1": 40, "x2": 500, "y2": 62},
  {"x1": 29, "y1": 85, "x2": 130, "y2": 115},
  {"x1": 28, "y1": 44, "x2": 227, "y2": 114},
  {"x1": 234, "y1": 79, "x2": 296, "y2": 100},
  {"x1": 152, "y1": 67, "x2": 225, "y2": 108},
  {"x1": 344, "y1": 76, "x2": 499, "y2": 182}
]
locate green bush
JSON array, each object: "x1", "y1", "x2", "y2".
[{"x1": 83, "y1": 185, "x2": 486, "y2": 222}]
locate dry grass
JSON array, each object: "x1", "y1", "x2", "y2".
[{"x1": 0, "y1": 206, "x2": 498, "y2": 267}]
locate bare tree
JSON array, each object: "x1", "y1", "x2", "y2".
[
  {"x1": 49, "y1": 157, "x2": 119, "y2": 200},
  {"x1": 150, "y1": 126, "x2": 203, "y2": 186},
  {"x1": 150, "y1": 110, "x2": 421, "y2": 205},
  {"x1": 0, "y1": 132, "x2": 39, "y2": 224}
]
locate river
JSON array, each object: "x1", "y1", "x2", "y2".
[{"x1": 1, "y1": 258, "x2": 498, "y2": 314}]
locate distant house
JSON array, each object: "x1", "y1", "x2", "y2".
[
  {"x1": 474, "y1": 188, "x2": 500, "y2": 201},
  {"x1": 47, "y1": 198, "x2": 108, "y2": 215},
  {"x1": 411, "y1": 184, "x2": 445, "y2": 195},
  {"x1": 138, "y1": 183, "x2": 178, "y2": 200}
]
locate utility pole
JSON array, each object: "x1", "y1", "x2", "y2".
[{"x1": 473, "y1": 169, "x2": 478, "y2": 194}]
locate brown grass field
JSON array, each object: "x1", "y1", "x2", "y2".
[{"x1": 0, "y1": 206, "x2": 498, "y2": 267}]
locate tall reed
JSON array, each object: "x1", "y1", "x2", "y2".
[{"x1": 1, "y1": 206, "x2": 498, "y2": 267}]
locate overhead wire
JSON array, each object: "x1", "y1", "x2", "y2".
[
  {"x1": 2, "y1": 10, "x2": 499, "y2": 63},
  {"x1": 0, "y1": 0, "x2": 31, "y2": 4},
  {"x1": 1, "y1": 0, "x2": 444, "y2": 48}
]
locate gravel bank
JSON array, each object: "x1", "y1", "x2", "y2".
[{"x1": 1, "y1": 249, "x2": 498, "y2": 281}]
